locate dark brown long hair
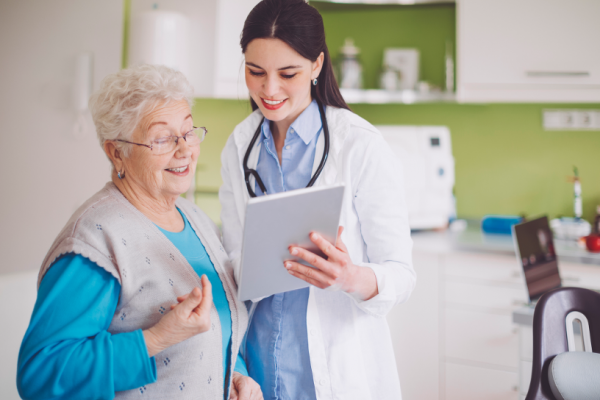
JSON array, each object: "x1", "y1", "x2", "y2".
[{"x1": 241, "y1": 0, "x2": 350, "y2": 111}]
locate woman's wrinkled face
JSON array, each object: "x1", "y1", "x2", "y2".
[
  {"x1": 245, "y1": 38, "x2": 322, "y2": 126},
  {"x1": 122, "y1": 100, "x2": 199, "y2": 200}
]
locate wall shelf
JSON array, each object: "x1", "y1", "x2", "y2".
[
  {"x1": 312, "y1": 0, "x2": 453, "y2": 4},
  {"x1": 341, "y1": 88, "x2": 455, "y2": 104}
]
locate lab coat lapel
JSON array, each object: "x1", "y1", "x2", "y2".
[{"x1": 310, "y1": 106, "x2": 349, "y2": 186}]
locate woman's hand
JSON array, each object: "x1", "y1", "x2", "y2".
[
  {"x1": 285, "y1": 227, "x2": 378, "y2": 301},
  {"x1": 230, "y1": 372, "x2": 263, "y2": 400},
  {"x1": 143, "y1": 275, "x2": 213, "y2": 357}
]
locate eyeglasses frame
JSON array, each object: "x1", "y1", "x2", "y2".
[{"x1": 115, "y1": 126, "x2": 208, "y2": 154}]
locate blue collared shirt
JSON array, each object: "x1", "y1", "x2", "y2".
[{"x1": 246, "y1": 100, "x2": 322, "y2": 400}]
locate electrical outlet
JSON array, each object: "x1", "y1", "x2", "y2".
[{"x1": 543, "y1": 109, "x2": 600, "y2": 131}]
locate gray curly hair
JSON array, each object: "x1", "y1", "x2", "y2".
[{"x1": 89, "y1": 64, "x2": 194, "y2": 157}]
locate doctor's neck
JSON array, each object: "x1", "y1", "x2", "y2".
[{"x1": 269, "y1": 94, "x2": 313, "y2": 144}]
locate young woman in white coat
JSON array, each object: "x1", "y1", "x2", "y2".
[{"x1": 219, "y1": 0, "x2": 416, "y2": 399}]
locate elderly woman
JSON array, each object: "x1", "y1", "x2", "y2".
[{"x1": 17, "y1": 65, "x2": 262, "y2": 400}]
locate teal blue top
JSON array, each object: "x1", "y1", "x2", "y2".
[
  {"x1": 17, "y1": 209, "x2": 247, "y2": 400},
  {"x1": 156, "y1": 208, "x2": 248, "y2": 380}
]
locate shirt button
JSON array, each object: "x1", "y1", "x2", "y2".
[{"x1": 285, "y1": 145, "x2": 291, "y2": 150}]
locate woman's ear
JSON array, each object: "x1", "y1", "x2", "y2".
[
  {"x1": 104, "y1": 141, "x2": 123, "y2": 173},
  {"x1": 312, "y1": 52, "x2": 325, "y2": 80}
]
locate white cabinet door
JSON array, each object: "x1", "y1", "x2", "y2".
[
  {"x1": 443, "y1": 252, "x2": 522, "y2": 286},
  {"x1": 457, "y1": 0, "x2": 600, "y2": 102},
  {"x1": 560, "y1": 261, "x2": 600, "y2": 291},
  {"x1": 519, "y1": 360, "x2": 532, "y2": 397},
  {"x1": 213, "y1": 0, "x2": 260, "y2": 98},
  {"x1": 387, "y1": 251, "x2": 441, "y2": 400},
  {"x1": 446, "y1": 362, "x2": 519, "y2": 400},
  {"x1": 445, "y1": 308, "x2": 519, "y2": 368},
  {"x1": 130, "y1": 0, "x2": 259, "y2": 98},
  {"x1": 445, "y1": 281, "x2": 527, "y2": 312}
]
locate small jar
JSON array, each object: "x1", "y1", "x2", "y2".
[{"x1": 380, "y1": 64, "x2": 400, "y2": 91}]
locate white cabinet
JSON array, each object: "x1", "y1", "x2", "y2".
[
  {"x1": 442, "y1": 252, "x2": 524, "y2": 400},
  {"x1": 213, "y1": 0, "x2": 259, "y2": 99},
  {"x1": 389, "y1": 242, "x2": 526, "y2": 399},
  {"x1": 457, "y1": 0, "x2": 600, "y2": 102},
  {"x1": 130, "y1": 0, "x2": 259, "y2": 98},
  {"x1": 387, "y1": 251, "x2": 441, "y2": 400},
  {"x1": 445, "y1": 363, "x2": 519, "y2": 400},
  {"x1": 445, "y1": 308, "x2": 519, "y2": 369}
]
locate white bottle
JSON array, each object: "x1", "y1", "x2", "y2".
[
  {"x1": 573, "y1": 167, "x2": 582, "y2": 219},
  {"x1": 445, "y1": 40, "x2": 454, "y2": 93},
  {"x1": 339, "y1": 38, "x2": 363, "y2": 90}
]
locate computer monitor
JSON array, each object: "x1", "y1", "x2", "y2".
[{"x1": 512, "y1": 216, "x2": 562, "y2": 302}]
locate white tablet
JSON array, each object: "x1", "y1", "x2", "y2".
[{"x1": 237, "y1": 184, "x2": 345, "y2": 301}]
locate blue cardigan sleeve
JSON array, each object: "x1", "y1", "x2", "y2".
[{"x1": 17, "y1": 253, "x2": 157, "y2": 400}]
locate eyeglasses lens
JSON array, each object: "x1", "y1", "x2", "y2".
[{"x1": 151, "y1": 128, "x2": 206, "y2": 155}]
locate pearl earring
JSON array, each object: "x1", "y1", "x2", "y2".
[{"x1": 312, "y1": 78, "x2": 318, "y2": 86}]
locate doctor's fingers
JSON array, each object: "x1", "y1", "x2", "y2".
[
  {"x1": 335, "y1": 226, "x2": 349, "y2": 254},
  {"x1": 308, "y1": 232, "x2": 344, "y2": 260},
  {"x1": 285, "y1": 260, "x2": 336, "y2": 289},
  {"x1": 288, "y1": 246, "x2": 341, "y2": 278}
]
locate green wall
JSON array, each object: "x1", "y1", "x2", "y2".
[
  {"x1": 350, "y1": 103, "x2": 600, "y2": 221},
  {"x1": 126, "y1": 1, "x2": 600, "y2": 223},
  {"x1": 192, "y1": 100, "x2": 600, "y2": 223}
]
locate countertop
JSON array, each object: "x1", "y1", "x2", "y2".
[
  {"x1": 411, "y1": 220, "x2": 600, "y2": 266},
  {"x1": 411, "y1": 220, "x2": 600, "y2": 328}
]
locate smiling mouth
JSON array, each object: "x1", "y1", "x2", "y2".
[
  {"x1": 262, "y1": 98, "x2": 286, "y2": 105},
  {"x1": 165, "y1": 165, "x2": 188, "y2": 173},
  {"x1": 261, "y1": 97, "x2": 287, "y2": 110}
]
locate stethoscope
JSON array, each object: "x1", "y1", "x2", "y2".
[{"x1": 243, "y1": 99, "x2": 330, "y2": 198}]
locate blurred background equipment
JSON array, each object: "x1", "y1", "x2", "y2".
[
  {"x1": 378, "y1": 125, "x2": 455, "y2": 230},
  {"x1": 338, "y1": 38, "x2": 363, "y2": 89},
  {"x1": 383, "y1": 48, "x2": 420, "y2": 91}
]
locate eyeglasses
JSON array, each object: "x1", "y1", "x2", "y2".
[{"x1": 116, "y1": 126, "x2": 207, "y2": 155}]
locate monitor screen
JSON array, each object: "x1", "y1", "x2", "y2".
[{"x1": 513, "y1": 216, "x2": 561, "y2": 301}]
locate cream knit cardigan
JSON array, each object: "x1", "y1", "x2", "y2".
[{"x1": 38, "y1": 182, "x2": 248, "y2": 399}]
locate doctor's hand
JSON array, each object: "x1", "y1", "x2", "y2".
[
  {"x1": 285, "y1": 227, "x2": 378, "y2": 301},
  {"x1": 230, "y1": 372, "x2": 263, "y2": 400}
]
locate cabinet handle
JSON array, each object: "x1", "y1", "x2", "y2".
[
  {"x1": 511, "y1": 271, "x2": 520, "y2": 278},
  {"x1": 512, "y1": 385, "x2": 519, "y2": 392},
  {"x1": 563, "y1": 276, "x2": 581, "y2": 283},
  {"x1": 526, "y1": 71, "x2": 590, "y2": 77}
]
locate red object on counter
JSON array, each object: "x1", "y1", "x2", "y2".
[{"x1": 585, "y1": 234, "x2": 600, "y2": 253}]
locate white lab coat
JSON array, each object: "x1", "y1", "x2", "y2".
[{"x1": 219, "y1": 105, "x2": 416, "y2": 400}]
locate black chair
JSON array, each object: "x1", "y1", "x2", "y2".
[{"x1": 526, "y1": 287, "x2": 600, "y2": 400}]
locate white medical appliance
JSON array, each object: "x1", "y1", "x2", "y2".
[{"x1": 377, "y1": 126, "x2": 455, "y2": 230}]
